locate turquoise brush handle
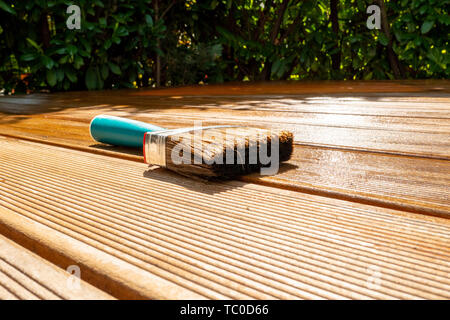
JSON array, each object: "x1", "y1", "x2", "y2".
[{"x1": 90, "y1": 115, "x2": 165, "y2": 148}]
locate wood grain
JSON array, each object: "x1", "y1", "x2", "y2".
[
  {"x1": 245, "y1": 146, "x2": 450, "y2": 217},
  {"x1": 1, "y1": 83, "x2": 449, "y2": 159},
  {"x1": 0, "y1": 232, "x2": 114, "y2": 300},
  {"x1": 0, "y1": 81, "x2": 448, "y2": 216},
  {"x1": 1, "y1": 136, "x2": 450, "y2": 299}
]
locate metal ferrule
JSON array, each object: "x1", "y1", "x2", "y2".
[{"x1": 143, "y1": 125, "x2": 238, "y2": 167}]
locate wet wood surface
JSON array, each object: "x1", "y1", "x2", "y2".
[
  {"x1": 0, "y1": 81, "x2": 448, "y2": 217},
  {"x1": 0, "y1": 80, "x2": 449, "y2": 299},
  {"x1": 1, "y1": 136, "x2": 450, "y2": 299},
  {"x1": 0, "y1": 229, "x2": 114, "y2": 300}
]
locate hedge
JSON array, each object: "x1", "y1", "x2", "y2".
[{"x1": 0, "y1": 0, "x2": 448, "y2": 93}]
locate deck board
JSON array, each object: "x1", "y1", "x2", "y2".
[
  {"x1": 1, "y1": 82, "x2": 448, "y2": 159},
  {"x1": 3, "y1": 111, "x2": 449, "y2": 158},
  {"x1": 246, "y1": 146, "x2": 450, "y2": 216},
  {"x1": 0, "y1": 81, "x2": 449, "y2": 299},
  {"x1": 1, "y1": 81, "x2": 448, "y2": 216},
  {"x1": 0, "y1": 232, "x2": 114, "y2": 300},
  {"x1": 0, "y1": 136, "x2": 449, "y2": 299}
]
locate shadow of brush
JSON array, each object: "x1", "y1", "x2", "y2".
[
  {"x1": 142, "y1": 162, "x2": 299, "y2": 195},
  {"x1": 89, "y1": 143, "x2": 143, "y2": 157},
  {"x1": 142, "y1": 167, "x2": 246, "y2": 195}
]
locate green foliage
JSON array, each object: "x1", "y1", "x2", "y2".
[
  {"x1": 195, "y1": 0, "x2": 449, "y2": 81},
  {"x1": 0, "y1": 0, "x2": 163, "y2": 93},
  {"x1": 389, "y1": 0, "x2": 450, "y2": 77},
  {"x1": 164, "y1": 42, "x2": 224, "y2": 86},
  {"x1": 0, "y1": 0, "x2": 448, "y2": 94}
]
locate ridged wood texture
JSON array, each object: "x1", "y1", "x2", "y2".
[
  {"x1": 0, "y1": 136, "x2": 449, "y2": 300},
  {"x1": 0, "y1": 232, "x2": 114, "y2": 300},
  {"x1": 0, "y1": 81, "x2": 448, "y2": 217}
]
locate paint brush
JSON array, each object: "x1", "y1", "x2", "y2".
[{"x1": 90, "y1": 115, "x2": 293, "y2": 179}]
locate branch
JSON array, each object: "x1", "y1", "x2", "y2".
[
  {"x1": 375, "y1": 0, "x2": 404, "y2": 78},
  {"x1": 256, "y1": 0, "x2": 273, "y2": 42},
  {"x1": 330, "y1": 0, "x2": 340, "y2": 70},
  {"x1": 279, "y1": 9, "x2": 303, "y2": 43},
  {"x1": 160, "y1": 0, "x2": 176, "y2": 20},
  {"x1": 270, "y1": 0, "x2": 289, "y2": 43}
]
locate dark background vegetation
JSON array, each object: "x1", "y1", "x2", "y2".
[{"x1": 0, "y1": 0, "x2": 448, "y2": 94}]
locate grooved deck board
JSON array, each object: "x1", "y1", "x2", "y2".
[
  {"x1": 1, "y1": 110, "x2": 449, "y2": 159},
  {"x1": 1, "y1": 81, "x2": 448, "y2": 216},
  {"x1": 0, "y1": 136, "x2": 449, "y2": 299},
  {"x1": 246, "y1": 146, "x2": 450, "y2": 217},
  {"x1": 0, "y1": 233, "x2": 114, "y2": 300},
  {"x1": 1, "y1": 82, "x2": 449, "y2": 159}
]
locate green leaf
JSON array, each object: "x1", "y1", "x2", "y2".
[
  {"x1": 93, "y1": 0, "x2": 105, "y2": 8},
  {"x1": 419, "y1": 5, "x2": 427, "y2": 15},
  {"x1": 26, "y1": 38, "x2": 43, "y2": 54},
  {"x1": 41, "y1": 56, "x2": 55, "y2": 69},
  {"x1": 96, "y1": 67, "x2": 104, "y2": 89},
  {"x1": 65, "y1": 68, "x2": 77, "y2": 83},
  {"x1": 46, "y1": 69, "x2": 57, "y2": 87},
  {"x1": 438, "y1": 15, "x2": 450, "y2": 25},
  {"x1": 112, "y1": 36, "x2": 121, "y2": 45},
  {"x1": 108, "y1": 62, "x2": 121, "y2": 75},
  {"x1": 78, "y1": 50, "x2": 90, "y2": 58},
  {"x1": 0, "y1": 0, "x2": 16, "y2": 14},
  {"x1": 58, "y1": 55, "x2": 69, "y2": 64},
  {"x1": 414, "y1": 36, "x2": 421, "y2": 46},
  {"x1": 421, "y1": 20, "x2": 434, "y2": 34},
  {"x1": 271, "y1": 59, "x2": 281, "y2": 76},
  {"x1": 104, "y1": 39, "x2": 112, "y2": 50},
  {"x1": 378, "y1": 33, "x2": 389, "y2": 46},
  {"x1": 67, "y1": 45, "x2": 78, "y2": 55},
  {"x1": 55, "y1": 68, "x2": 64, "y2": 82},
  {"x1": 115, "y1": 26, "x2": 129, "y2": 37},
  {"x1": 363, "y1": 72, "x2": 373, "y2": 80},
  {"x1": 74, "y1": 55, "x2": 84, "y2": 69},
  {"x1": 394, "y1": 31, "x2": 404, "y2": 42},
  {"x1": 80, "y1": 38, "x2": 91, "y2": 53},
  {"x1": 85, "y1": 67, "x2": 98, "y2": 90},
  {"x1": 386, "y1": 72, "x2": 395, "y2": 80},
  {"x1": 367, "y1": 47, "x2": 376, "y2": 58},
  {"x1": 101, "y1": 64, "x2": 109, "y2": 80},
  {"x1": 63, "y1": 79, "x2": 70, "y2": 90},
  {"x1": 56, "y1": 69, "x2": 64, "y2": 82},
  {"x1": 20, "y1": 53, "x2": 38, "y2": 62},
  {"x1": 145, "y1": 14, "x2": 153, "y2": 27},
  {"x1": 53, "y1": 47, "x2": 67, "y2": 55}
]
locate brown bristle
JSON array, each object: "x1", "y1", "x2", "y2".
[{"x1": 164, "y1": 127, "x2": 293, "y2": 179}]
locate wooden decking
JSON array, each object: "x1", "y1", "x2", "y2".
[
  {"x1": 0, "y1": 80, "x2": 449, "y2": 299},
  {"x1": 0, "y1": 229, "x2": 114, "y2": 299}
]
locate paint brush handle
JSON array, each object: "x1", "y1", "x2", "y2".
[{"x1": 90, "y1": 115, "x2": 165, "y2": 148}]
